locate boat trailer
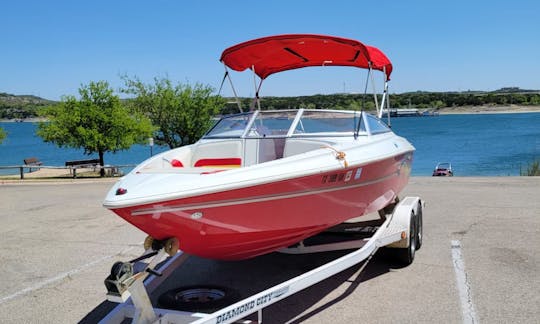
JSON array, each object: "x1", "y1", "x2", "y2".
[{"x1": 99, "y1": 196, "x2": 423, "y2": 324}]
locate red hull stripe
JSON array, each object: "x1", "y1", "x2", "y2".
[
  {"x1": 130, "y1": 170, "x2": 398, "y2": 216},
  {"x1": 194, "y1": 158, "x2": 242, "y2": 167}
]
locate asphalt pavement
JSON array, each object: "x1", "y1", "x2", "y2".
[{"x1": 0, "y1": 177, "x2": 538, "y2": 323}]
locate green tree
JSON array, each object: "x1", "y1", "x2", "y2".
[
  {"x1": 529, "y1": 94, "x2": 540, "y2": 105},
  {"x1": 122, "y1": 76, "x2": 225, "y2": 148},
  {"x1": 430, "y1": 100, "x2": 445, "y2": 109},
  {"x1": 37, "y1": 81, "x2": 154, "y2": 176},
  {"x1": 0, "y1": 127, "x2": 6, "y2": 143}
]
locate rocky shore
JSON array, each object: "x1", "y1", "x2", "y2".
[{"x1": 437, "y1": 104, "x2": 540, "y2": 114}]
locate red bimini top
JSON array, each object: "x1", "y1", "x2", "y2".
[{"x1": 220, "y1": 34, "x2": 392, "y2": 80}]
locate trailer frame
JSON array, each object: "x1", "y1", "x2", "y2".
[{"x1": 99, "y1": 196, "x2": 423, "y2": 324}]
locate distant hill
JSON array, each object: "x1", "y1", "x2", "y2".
[
  {"x1": 390, "y1": 88, "x2": 540, "y2": 110},
  {"x1": 400, "y1": 87, "x2": 540, "y2": 95},
  {"x1": 225, "y1": 88, "x2": 540, "y2": 112},
  {"x1": 490, "y1": 87, "x2": 539, "y2": 94},
  {"x1": 2, "y1": 87, "x2": 540, "y2": 119},
  {"x1": 0, "y1": 92, "x2": 57, "y2": 119},
  {"x1": 0, "y1": 92, "x2": 54, "y2": 104}
]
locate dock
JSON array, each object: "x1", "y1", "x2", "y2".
[{"x1": 382, "y1": 108, "x2": 439, "y2": 117}]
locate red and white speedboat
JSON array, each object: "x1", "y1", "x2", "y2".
[{"x1": 103, "y1": 34, "x2": 415, "y2": 260}]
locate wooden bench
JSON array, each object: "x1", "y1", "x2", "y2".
[
  {"x1": 65, "y1": 159, "x2": 101, "y2": 178},
  {"x1": 23, "y1": 157, "x2": 43, "y2": 172},
  {"x1": 65, "y1": 158, "x2": 100, "y2": 168}
]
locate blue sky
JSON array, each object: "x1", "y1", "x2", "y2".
[{"x1": 1, "y1": 0, "x2": 539, "y2": 100}]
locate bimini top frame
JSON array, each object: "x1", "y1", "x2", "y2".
[{"x1": 218, "y1": 34, "x2": 392, "y2": 119}]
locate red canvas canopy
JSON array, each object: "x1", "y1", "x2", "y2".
[{"x1": 220, "y1": 34, "x2": 392, "y2": 80}]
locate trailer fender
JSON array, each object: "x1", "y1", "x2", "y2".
[{"x1": 386, "y1": 196, "x2": 423, "y2": 249}]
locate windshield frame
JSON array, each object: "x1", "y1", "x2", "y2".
[{"x1": 202, "y1": 109, "x2": 388, "y2": 139}]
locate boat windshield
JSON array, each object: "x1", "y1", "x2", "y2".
[
  {"x1": 294, "y1": 110, "x2": 359, "y2": 135},
  {"x1": 204, "y1": 110, "x2": 387, "y2": 139},
  {"x1": 205, "y1": 113, "x2": 254, "y2": 138},
  {"x1": 436, "y1": 162, "x2": 452, "y2": 170},
  {"x1": 248, "y1": 111, "x2": 297, "y2": 137}
]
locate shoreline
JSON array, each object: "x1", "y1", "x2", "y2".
[
  {"x1": 0, "y1": 167, "x2": 121, "y2": 184},
  {"x1": 1, "y1": 106, "x2": 540, "y2": 123},
  {"x1": 0, "y1": 117, "x2": 47, "y2": 123},
  {"x1": 436, "y1": 104, "x2": 540, "y2": 115}
]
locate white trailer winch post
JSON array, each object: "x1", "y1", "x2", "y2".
[
  {"x1": 100, "y1": 196, "x2": 422, "y2": 324},
  {"x1": 100, "y1": 250, "x2": 193, "y2": 324}
]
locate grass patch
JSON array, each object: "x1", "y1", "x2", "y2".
[{"x1": 521, "y1": 159, "x2": 540, "y2": 176}]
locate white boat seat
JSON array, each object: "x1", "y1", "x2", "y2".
[
  {"x1": 191, "y1": 140, "x2": 243, "y2": 167},
  {"x1": 283, "y1": 138, "x2": 333, "y2": 157}
]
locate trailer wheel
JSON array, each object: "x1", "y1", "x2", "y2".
[
  {"x1": 158, "y1": 285, "x2": 241, "y2": 313},
  {"x1": 415, "y1": 202, "x2": 423, "y2": 251},
  {"x1": 396, "y1": 211, "x2": 416, "y2": 265}
]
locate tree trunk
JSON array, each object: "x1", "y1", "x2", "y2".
[{"x1": 99, "y1": 150, "x2": 105, "y2": 177}]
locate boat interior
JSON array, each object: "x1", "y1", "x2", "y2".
[{"x1": 137, "y1": 109, "x2": 392, "y2": 174}]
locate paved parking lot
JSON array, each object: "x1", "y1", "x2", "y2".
[{"x1": 0, "y1": 177, "x2": 538, "y2": 323}]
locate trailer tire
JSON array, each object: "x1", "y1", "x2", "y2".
[
  {"x1": 158, "y1": 285, "x2": 241, "y2": 313},
  {"x1": 415, "y1": 202, "x2": 423, "y2": 251},
  {"x1": 396, "y1": 211, "x2": 416, "y2": 265}
]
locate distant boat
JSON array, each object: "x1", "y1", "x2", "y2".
[{"x1": 432, "y1": 162, "x2": 453, "y2": 176}]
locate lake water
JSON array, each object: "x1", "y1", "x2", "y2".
[
  {"x1": 390, "y1": 112, "x2": 540, "y2": 176},
  {"x1": 1, "y1": 112, "x2": 539, "y2": 176},
  {"x1": 0, "y1": 122, "x2": 169, "y2": 175}
]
